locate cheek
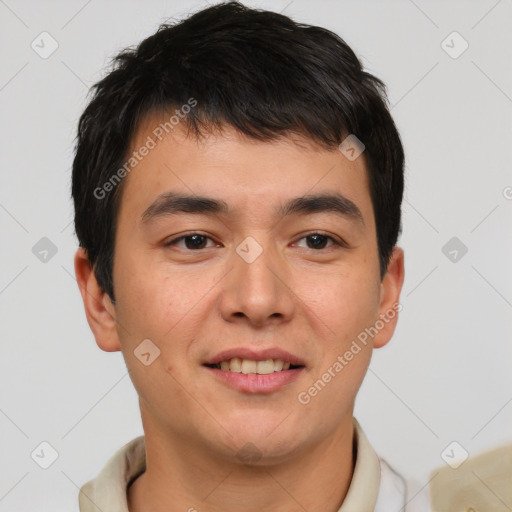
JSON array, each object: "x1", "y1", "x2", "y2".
[
  {"x1": 296, "y1": 268, "x2": 380, "y2": 418},
  {"x1": 112, "y1": 259, "x2": 203, "y2": 428},
  {"x1": 297, "y1": 269, "x2": 381, "y2": 345},
  {"x1": 113, "y1": 255, "x2": 218, "y2": 385},
  {"x1": 114, "y1": 252, "x2": 193, "y2": 338}
]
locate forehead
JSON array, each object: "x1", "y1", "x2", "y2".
[{"x1": 116, "y1": 110, "x2": 373, "y2": 226}]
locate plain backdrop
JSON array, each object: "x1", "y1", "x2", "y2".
[{"x1": 1, "y1": 0, "x2": 511, "y2": 510}]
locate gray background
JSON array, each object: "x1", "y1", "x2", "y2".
[{"x1": 1, "y1": 0, "x2": 511, "y2": 510}]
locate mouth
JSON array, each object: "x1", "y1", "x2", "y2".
[{"x1": 203, "y1": 348, "x2": 305, "y2": 393}]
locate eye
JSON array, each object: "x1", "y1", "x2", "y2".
[
  {"x1": 294, "y1": 233, "x2": 344, "y2": 250},
  {"x1": 164, "y1": 232, "x2": 345, "y2": 251},
  {"x1": 164, "y1": 233, "x2": 217, "y2": 250}
]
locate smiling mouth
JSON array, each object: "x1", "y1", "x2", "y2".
[{"x1": 205, "y1": 358, "x2": 303, "y2": 375}]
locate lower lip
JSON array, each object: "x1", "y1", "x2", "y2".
[{"x1": 204, "y1": 366, "x2": 304, "y2": 393}]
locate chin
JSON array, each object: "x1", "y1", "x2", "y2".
[{"x1": 216, "y1": 415, "x2": 310, "y2": 459}]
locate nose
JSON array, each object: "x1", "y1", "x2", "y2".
[{"x1": 218, "y1": 238, "x2": 296, "y2": 328}]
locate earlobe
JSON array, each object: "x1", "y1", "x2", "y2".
[
  {"x1": 74, "y1": 248, "x2": 121, "y2": 352},
  {"x1": 373, "y1": 246, "x2": 405, "y2": 349}
]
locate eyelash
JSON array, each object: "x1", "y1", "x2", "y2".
[{"x1": 164, "y1": 232, "x2": 345, "y2": 251}]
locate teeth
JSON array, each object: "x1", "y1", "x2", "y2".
[
  {"x1": 257, "y1": 359, "x2": 274, "y2": 375},
  {"x1": 241, "y1": 359, "x2": 257, "y2": 374},
  {"x1": 230, "y1": 357, "x2": 242, "y2": 373},
  {"x1": 215, "y1": 358, "x2": 297, "y2": 374}
]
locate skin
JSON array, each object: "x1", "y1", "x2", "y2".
[{"x1": 75, "y1": 111, "x2": 404, "y2": 512}]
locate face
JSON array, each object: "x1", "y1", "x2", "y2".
[{"x1": 76, "y1": 112, "x2": 404, "y2": 464}]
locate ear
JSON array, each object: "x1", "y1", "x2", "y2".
[
  {"x1": 373, "y1": 246, "x2": 405, "y2": 349},
  {"x1": 74, "y1": 247, "x2": 121, "y2": 352}
]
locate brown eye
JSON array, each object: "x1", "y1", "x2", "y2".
[
  {"x1": 305, "y1": 234, "x2": 330, "y2": 249},
  {"x1": 165, "y1": 233, "x2": 215, "y2": 250},
  {"x1": 294, "y1": 233, "x2": 342, "y2": 250},
  {"x1": 183, "y1": 235, "x2": 208, "y2": 249}
]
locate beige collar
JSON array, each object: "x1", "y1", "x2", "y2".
[
  {"x1": 339, "y1": 417, "x2": 381, "y2": 511},
  {"x1": 79, "y1": 417, "x2": 381, "y2": 512}
]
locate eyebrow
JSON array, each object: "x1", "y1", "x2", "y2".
[{"x1": 140, "y1": 191, "x2": 364, "y2": 226}]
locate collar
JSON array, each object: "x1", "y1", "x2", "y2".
[
  {"x1": 338, "y1": 417, "x2": 381, "y2": 511},
  {"x1": 78, "y1": 418, "x2": 397, "y2": 512}
]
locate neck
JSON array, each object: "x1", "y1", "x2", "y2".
[{"x1": 128, "y1": 411, "x2": 355, "y2": 512}]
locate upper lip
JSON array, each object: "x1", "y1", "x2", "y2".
[{"x1": 204, "y1": 348, "x2": 305, "y2": 367}]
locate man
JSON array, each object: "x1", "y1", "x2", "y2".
[{"x1": 72, "y1": 2, "x2": 411, "y2": 510}]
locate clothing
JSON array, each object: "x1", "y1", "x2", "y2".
[
  {"x1": 78, "y1": 418, "x2": 416, "y2": 512},
  {"x1": 429, "y1": 443, "x2": 512, "y2": 511}
]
